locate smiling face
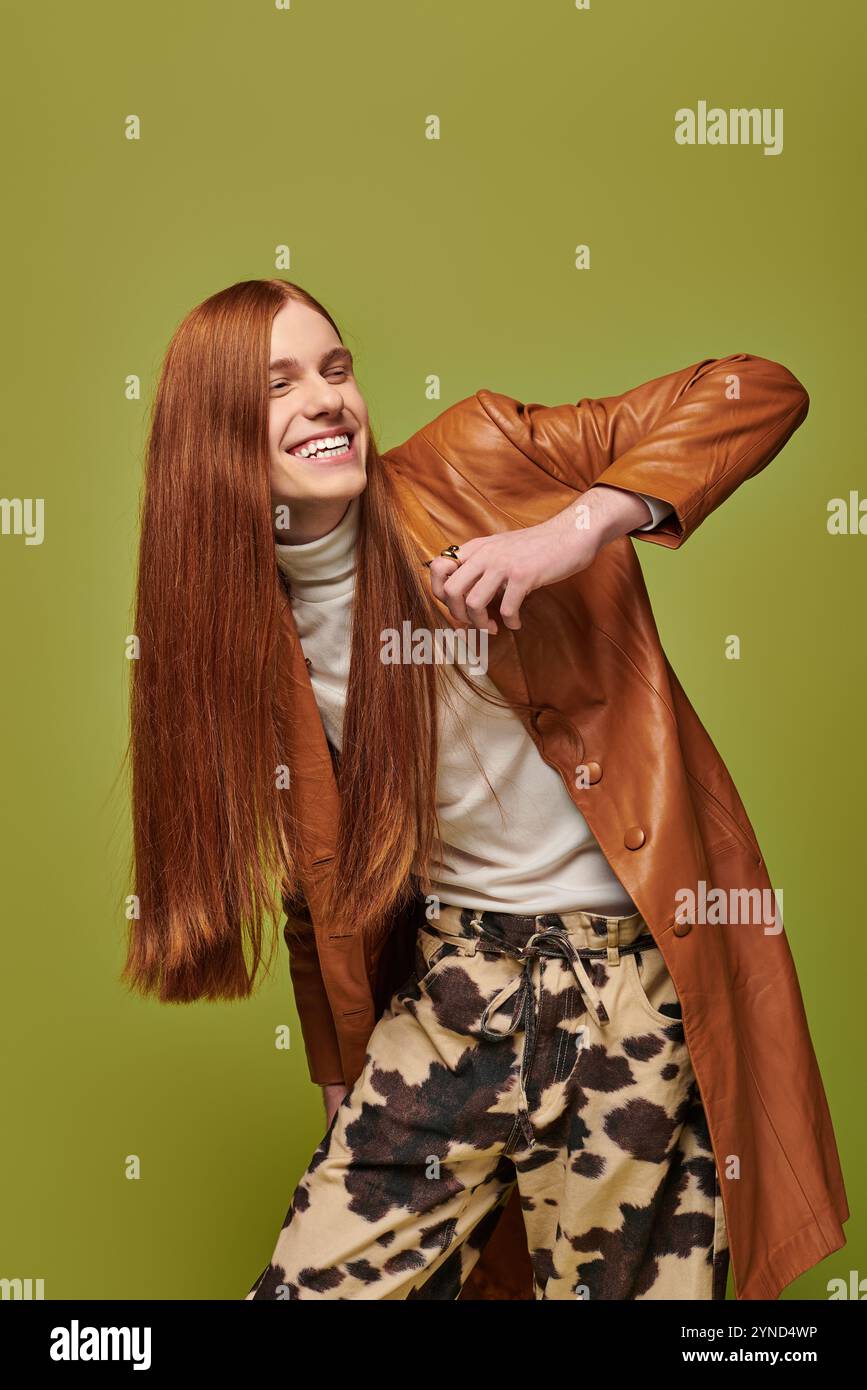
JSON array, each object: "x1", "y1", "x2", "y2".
[{"x1": 268, "y1": 299, "x2": 370, "y2": 542}]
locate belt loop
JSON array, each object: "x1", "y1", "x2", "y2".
[
  {"x1": 468, "y1": 913, "x2": 485, "y2": 956},
  {"x1": 606, "y1": 918, "x2": 622, "y2": 966}
]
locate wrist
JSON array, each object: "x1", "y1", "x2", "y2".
[{"x1": 580, "y1": 485, "x2": 654, "y2": 550}]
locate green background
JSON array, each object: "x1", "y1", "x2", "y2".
[{"x1": 1, "y1": 0, "x2": 862, "y2": 1300}]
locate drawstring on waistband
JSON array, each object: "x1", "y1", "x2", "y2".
[
  {"x1": 476, "y1": 926, "x2": 610, "y2": 1038},
  {"x1": 469, "y1": 918, "x2": 612, "y2": 1151}
]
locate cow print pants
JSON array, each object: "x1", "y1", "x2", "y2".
[{"x1": 245, "y1": 904, "x2": 730, "y2": 1300}]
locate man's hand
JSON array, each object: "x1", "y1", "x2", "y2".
[
  {"x1": 322, "y1": 1082, "x2": 348, "y2": 1125},
  {"x1": 428, "y1": 485, "x2": 653, "y2": 633}
]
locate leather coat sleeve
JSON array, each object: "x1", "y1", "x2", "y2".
[
  {"x1": 282, "y1": 888, "x2": 345, "y2": 1087},
  {"x1": 618, "y1": 489, "x2": 674, "y2": 532},
  {"x1": 478, "y1": 353, "x2": 810, "y2": 548}
]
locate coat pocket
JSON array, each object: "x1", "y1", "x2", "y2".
[{"x1": 687, "y1": 773, "x2": 761, "y2": 862}]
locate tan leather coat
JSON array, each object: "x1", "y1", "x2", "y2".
[{"x1": 275, "y1": 352, "x2": 849, "y2": 1301}]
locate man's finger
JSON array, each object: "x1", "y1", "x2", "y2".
[
  {"x1": 428, "y1": 555, "x2": 461, "y2": 601},
  {"x1": 462, "y1": 570, "x2": 504, "y2": 634},
  {"x1": 441, "y1": 556, "x2": 491, "y2": 628},
  {"x1": 498, "y1": 576, "x2": 529, "y2": 630}
]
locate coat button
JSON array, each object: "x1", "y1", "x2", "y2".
[
  {"x1": 624, "y1": 826, "x2": 646, "y2": 850},
  {"x1": 584, "y1": 761, "x2": 602, "y2": 784},
  {"x1": 673, "y1": 920, "x2": 693, "y2": 937}
]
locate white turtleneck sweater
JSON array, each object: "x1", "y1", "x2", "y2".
[{"x1": 275, "y1": 490, "x2": 672, "y2": 916}]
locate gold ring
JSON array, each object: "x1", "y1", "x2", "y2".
[{"x1": 439, "y1": 544, "x2": 462, "y2": 564}]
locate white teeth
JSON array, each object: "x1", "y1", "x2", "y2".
[{"x1": 290, "y1": 433, "x2": 350, "y2": 458}]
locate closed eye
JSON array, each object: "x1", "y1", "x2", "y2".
[{"x1": 270, "y1": 368, "x2": 350, "y2": 392}]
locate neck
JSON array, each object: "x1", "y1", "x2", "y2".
[
  {"x1": 273, "y1": 496, "x2": 357, "y2": 545},
  {"x1": 274, "y1": 493, "x2": 360, "y2": 600}
]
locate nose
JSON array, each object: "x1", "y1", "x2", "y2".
[{"x1": 297, "y1": 373, "x2": 346, "y2": 419}]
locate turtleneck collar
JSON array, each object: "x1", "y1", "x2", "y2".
[{"x1": 274, "y1": 494, "x2": 360, "y2": 603}]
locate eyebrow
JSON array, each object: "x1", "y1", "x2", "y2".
[{"x1": 268, "y1": 346, "x2": 353, "y2": 374}]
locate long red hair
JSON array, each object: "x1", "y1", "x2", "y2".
[{"x1": 123, "y1": 277, "x2": 525, "y2": 1004}]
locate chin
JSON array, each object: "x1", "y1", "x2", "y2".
[
  {"x1": 285, "y1": 472, "x2": 367, "y2": 508},
  {"x1": 315, "y1": 466, "x2": 367, "y2": 498}
]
